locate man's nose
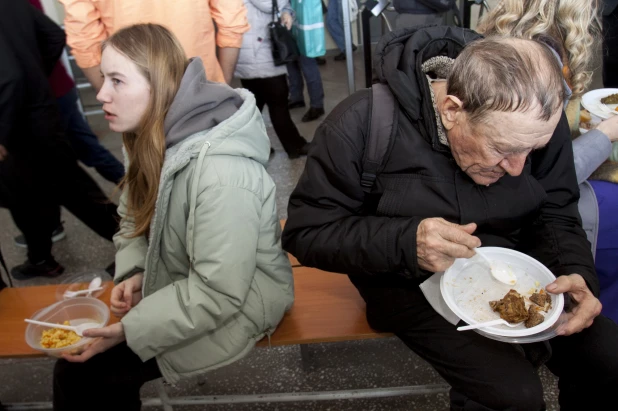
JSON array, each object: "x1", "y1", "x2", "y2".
[{"x1": 499, "y1": 154, "x2": 527, "y2": 176}]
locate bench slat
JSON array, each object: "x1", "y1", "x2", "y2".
[{"x1": 258, "y1": 267, "x2": 390, "y2": 346}]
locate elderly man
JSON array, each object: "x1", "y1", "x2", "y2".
[{"x1": 282, "y1": 26, "x2": 618, "y2": 410}]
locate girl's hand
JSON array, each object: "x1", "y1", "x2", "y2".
[{"x1": 110, "y1": 273, "x2": 144, "y2": 317}]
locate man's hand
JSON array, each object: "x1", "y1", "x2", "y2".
[
  {"x1": 61, "y1": 322, "x2": 125, "y2": 362},
  {"x1": 547, "y1": 274, "x2": 602, "y2": 336},
  {"x1": 110, "y1": 273, "x2": 144, "y2": 318},
  {"x1": 0, "y1": 144, "x2": 7, "y2": 161},
  {"x1": 417, "y1": 218, "x2": 481, "y2": 272},
  {"x1": 281, "y1": 12, "x2": 293, "y2": 30}
]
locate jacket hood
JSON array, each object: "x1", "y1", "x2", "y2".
[
  {"x1": 373, "y1": 25, "x2": 481, "y2": 147},
  {"x1": 164, "y1": 58, "x2": 244, "y2": 149}
]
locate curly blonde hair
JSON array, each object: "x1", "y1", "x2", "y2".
[{"x1": 476, "y1": 0, "x2": 602, "y2": 98}]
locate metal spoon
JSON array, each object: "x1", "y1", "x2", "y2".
[{"x1": 24, "y1": 319, "x2": 102, "y2": 337}]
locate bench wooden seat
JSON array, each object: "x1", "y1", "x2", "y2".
[{"x1": 0, "y1": 266, "x2": 390, "y2": 358}]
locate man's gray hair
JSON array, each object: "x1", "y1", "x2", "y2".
[{"x1": 447, "y1": 36, "x2": 565, "y2": 123}]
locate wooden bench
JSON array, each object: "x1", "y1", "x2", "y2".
[
  {"x1": 0, "y1": 221, "x2": 449, "y2": 409},
  {"x1": 0, "y1": 266, "x2": 390, "y2": 358}
]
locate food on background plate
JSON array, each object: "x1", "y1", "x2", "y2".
[
  {"x1": 40, "y1": 321, "x2": 82, "y2": 349},
  {"x1": 600, "y1": 93, "x2": 618, "y2": 105},
  {"x1": 489, "y1": 289, "x2": 528, "y2": 324}
]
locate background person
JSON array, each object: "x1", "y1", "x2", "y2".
[
  {"x1": 235, "y1": 0, "x2": 311, "y2": 158},
  {"x1": 59, "y1": 0, "x2": 250, "y2": 88},
  {"x1": 0, "y1": 0, "x2": 118, "y2": 280},
  {"x1": 477, "y1": 0, "x2": 618, "y2": 323}
]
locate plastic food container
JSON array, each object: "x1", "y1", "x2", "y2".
[
  {"x1": 25, "y1": 297, "x2": 110, "y2": 357},
  {"x1": 440, "y1": 247, "x2": 564, "y2": 342}
]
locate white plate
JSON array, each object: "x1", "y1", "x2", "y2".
[
  {"x1": 440, "y1": 247, "x2": 564, "y2": 338},
  {"x1": 581, "y1": 88, "x2": 618, "y2": 120}
]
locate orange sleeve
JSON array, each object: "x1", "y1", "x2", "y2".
[
  {"x1": 210, "y1": 0, "x2": 250, "y2": 49},
  {"x1": 59, "y1": 0, "x2": 108, "y2": 68}
]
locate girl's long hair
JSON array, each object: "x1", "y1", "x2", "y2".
[
  {"x1": 476, "y1": 0, "x2": 602, "y2": 98},
  {"x1": 103, "y1": 24, "x2": 187, "y2": 237}
]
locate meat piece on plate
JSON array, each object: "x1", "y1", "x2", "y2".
[
  {"x1": 489, "y1": 289, "x2": 528, "y2": 323},
  {"x1": 525, "y1": 306, "x2": 545, "y2": 328},
  {"x1": 530, "y1": 289, "x2": 552, "y2": 312}
]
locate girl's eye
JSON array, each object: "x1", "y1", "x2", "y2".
[{"x1": 112, "y1": 78, "x2": 122, "y2": 85}]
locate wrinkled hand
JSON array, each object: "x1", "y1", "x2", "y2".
[
  {"x1": 417, "y1": 218, "x2": 481, "y2": 272},
  {"x1": 547, "y1": 274, "x2": 602, "y2": 336},
  {"x1": 0, "y1": 144, "x2": 7, "y2": 161},
  {"x1": 281, "y1": 12, "x2": 293, "y2": 30},
  {"x1": 595, "y1": 114, "x2": 618, "y2": 143},
  {"x1": 61, "y1": 322, "x2": 125, "y2": 362},
  {"x1": 110, "y1": 273, "x2": 144, "y2": 318}
]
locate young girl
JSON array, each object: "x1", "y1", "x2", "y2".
[{"x1": 53, "y1": 24, "x2": 294, "y2": 410}]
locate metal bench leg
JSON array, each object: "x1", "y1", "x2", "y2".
[{"x1": 154, "y1": 379, "x2": 174, "y2": 411}]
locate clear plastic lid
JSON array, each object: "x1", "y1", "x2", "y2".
[{"x1": 55, "y1": 270, "x2": 113, "y2": 301}]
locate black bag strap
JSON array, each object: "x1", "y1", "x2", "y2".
[
  {"x1": 271, "y1": 0, "x2": 280, "y2": 23},
  {"x1": 361, "y1": 83, "x2": 397, "y2": 193}
]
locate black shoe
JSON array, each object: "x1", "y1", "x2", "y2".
[
  {"x1": 14, "y1": 224, "x2": 66, "y2": 248},
  {"x1": 315, "y1": 56, "x2": 326, "y2": 65},
  {"x1": 334, "y1": 45, "x2": 357, "y2": 61},
  {"x1": 11, "y1": 258, "x2": 65, "y2": 280},
  {"x1": 288, "y1": 142, "x2": 311, "y2": 159},
  {"x1": 301, "y1": 107, "x2": 325, "y2": 122},
  {"x1": 288, "y1": 100, "x2": 306, "y2": 109}
]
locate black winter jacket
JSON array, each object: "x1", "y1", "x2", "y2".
[
  {"x1": 282, "y1": 26, "x2": 598, "y2": 296},
  {"x1": 0, "y1": 0, "x2": 66, "y2": 153}
]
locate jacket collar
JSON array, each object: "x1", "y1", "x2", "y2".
[{"x1": 373, "y1": 25, "x2": 483, "y2": 152}]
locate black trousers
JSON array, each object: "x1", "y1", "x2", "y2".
[
  {"x1": 604, "y1": 6, "x2": 618, "y2": 87},
  {"x1": 351, "y1": 276, "x2": 618, "y2": 411},
  {"x1": 240, "y1": 75, "x2": 307, "y2": 155},
  {"x1": 53, "y1": 342, "x2": 161, "y2": 411},
  {"x1": 0, "y1": 143, "x2": 118, "y2": 262}
]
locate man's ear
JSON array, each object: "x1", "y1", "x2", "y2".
[{"x1": 440, "y1": 95, "x2": 464, "y2": 131}]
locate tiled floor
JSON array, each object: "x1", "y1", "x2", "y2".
[{"x1": 0, "y1": 14, "x2": 604, "y2": 409}]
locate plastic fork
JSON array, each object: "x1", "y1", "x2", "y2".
[
  {"x1": 457, "y1": 319, "x2": 522, "y2": 331},
  {"x1": 24, "y1": 319, "x2": 102, "y2": 337}
]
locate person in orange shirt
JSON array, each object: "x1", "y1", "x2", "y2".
[{"x1": 59, "y1": 0, "x2": 250, "y2": 89}]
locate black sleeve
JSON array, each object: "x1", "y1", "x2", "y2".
[
  {"x1": 31, "y1": 4, "x2": 66, "y2": 76},
  {"x1": 282, "y1": 91, "x2": 425, "y2": 278},
  {"x1": 518, "y1": 113, "x2": 598, "y2": 296},
  {"x1": 0, "y1": 32, "x2": 24, "y2": 147}
]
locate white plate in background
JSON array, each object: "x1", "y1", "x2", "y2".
[{"x1": 581, "y1": 88, "x2": 618, "y2": 120}]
